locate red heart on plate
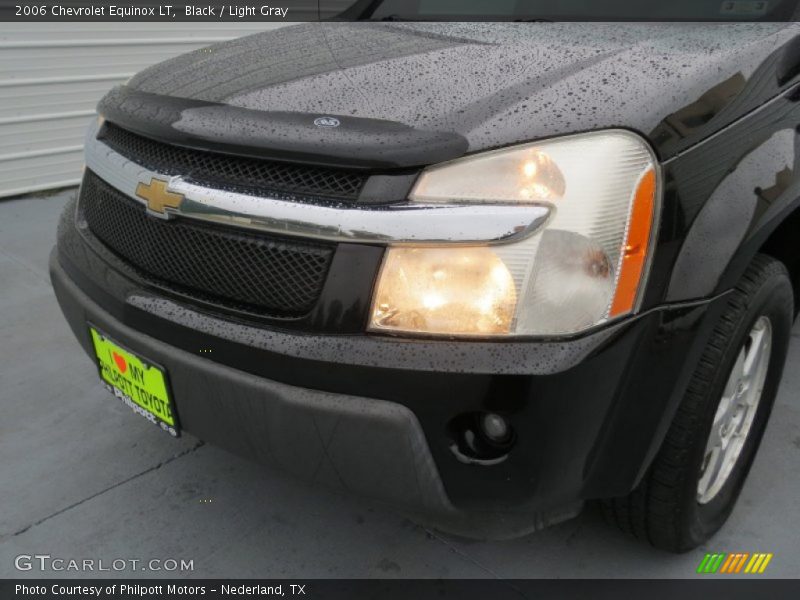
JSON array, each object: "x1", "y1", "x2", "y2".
[{"x1": 112, "y1": 352, "x2": 127, "y2": 374}]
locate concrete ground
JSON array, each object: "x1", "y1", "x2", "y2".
[{"x1": 1, "y1": 189, "x2": 798, "y2": 579}]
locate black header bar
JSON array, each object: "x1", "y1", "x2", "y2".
[
  {"x1": 3, "y1": 579, "x2": 800, "y2": 600},
  {"x1": 2, "y1": 0, "x2": 799, "y2": 22}
]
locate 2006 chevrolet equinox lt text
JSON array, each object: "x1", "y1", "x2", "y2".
[{"x1": 50, "y1": 3, "x2": 800, "y2": 552}]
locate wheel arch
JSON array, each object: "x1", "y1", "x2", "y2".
[
  {"x1": 758, "y1": 204, "x2": 800, "y2": 316},
  {"x1": 714, "y1": 198, "x2": 800, "y2": 317}
]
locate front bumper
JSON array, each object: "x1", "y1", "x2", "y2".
[
  {"x1": 52, "y1": 195, "x2": 730, "y2": 538},
  {"x1": 52, "y1": 249, "x2": 585, "y2": 538}
]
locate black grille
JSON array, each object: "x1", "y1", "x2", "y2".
[
  {"x1": 80, "y1": 171, "x2": 334, "y2": 316},
  {"x1": 100, "y1": 122, "x2": 367, "y2": 201}
]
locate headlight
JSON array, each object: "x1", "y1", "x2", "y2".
[{"x1": 369, "y1": 130, "x2": 659, "y2": 338}]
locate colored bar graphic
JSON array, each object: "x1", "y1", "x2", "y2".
[
  {"x1": 697, "y1": 554, "x2": 713, "y2": 574},
  {"x1": 759, "y1": 554, "x2": 774, "y2": 573},
  {"x1": 698, "y1": 553, "x2": 728, "y2": 574},
  {"x1": 712, "y1": 554, "x2": 726, "y2": 573},
  {"x1": 702, "y1": 552, "x2": 774, "y2": 574},
  {"x1": 720, "y1": 554, "x2": 736, "y2": 573},
  {"x1": 745, "y1": 554, "x2": 760, "y2": 573},
  {"x1": 734, "y1": 553, "x2": 750, "y2": 573},
  {"x1": 719, "y1": 553, "x2": 750, "y2": 573}
]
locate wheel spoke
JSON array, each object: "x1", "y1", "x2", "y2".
[
  {"x1": 713, "y1": 397, "x2": 731, "y2": 429},
  {"x1": 705, "y1": 423, "x2": 723, "y2": 452},
  {"x1": 722, "y1": 349, "x2": 745, "y2": 401},
  {"x1": 742, "y1": 326, "x2": 766, "y2": 380},
  {"x1": 698, "y1": 447, "x2": 723, "y2": 499},
  {"x1": 744, "y1": 335, "x2": 771, "y2": 411},
  {"x1": 722, "y1": 396, "x2": 741, "y2": 428}
]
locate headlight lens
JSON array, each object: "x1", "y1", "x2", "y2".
[
  {"x1": 371, "y1": 247, "x2": 517, "y2": 336},
  {"x1": 369, "y1": 130, "x2": 658, "y2": 338}
]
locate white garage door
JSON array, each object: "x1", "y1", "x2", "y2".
[{"x1": 0, "y1": 23, "x2": 287, "y2": 198}]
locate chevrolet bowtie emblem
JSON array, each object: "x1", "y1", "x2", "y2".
[{"x1": 135, "y1": 178, "x2": 184, "y2": 217}]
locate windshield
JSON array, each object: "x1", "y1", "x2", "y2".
[{"x1": 331, "y1": 0, "x2": 799, "y2": 21}]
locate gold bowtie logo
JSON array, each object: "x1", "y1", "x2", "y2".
[{"x1": 135, "y1": 178, "x2": 184, "y2": 216}]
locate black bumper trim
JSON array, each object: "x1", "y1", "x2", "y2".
[{"x1": 51, "y1": 249, "x2": 582, "y2": 539}]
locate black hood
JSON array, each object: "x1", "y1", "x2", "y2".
[{"x1": 102, "y1": 22, "x2": 800, "y2": 168}]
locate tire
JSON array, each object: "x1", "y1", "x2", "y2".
[{"x1": 602, "y1": 254, "x2": 794, "y2": 552}]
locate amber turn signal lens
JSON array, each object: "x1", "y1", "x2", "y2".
[
  {"x1": 369, "y1": 247, "x2": 517, "y2": 336},
  {"x1": 609, "y1": 168, "x2": 656, "y2": 317}
]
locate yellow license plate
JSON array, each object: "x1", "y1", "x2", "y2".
[{"x1": 89, "y1": 325, "x2": 179, "y2": 437}]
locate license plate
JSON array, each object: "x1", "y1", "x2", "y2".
[{"x1": 88, "y1": 325, "x2": 180, "y2": 437}]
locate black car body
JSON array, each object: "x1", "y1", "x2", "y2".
[{"x1": 51, "y1": 21, "x2": 800, "y2": 546}]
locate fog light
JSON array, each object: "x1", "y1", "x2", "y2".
[
  {"x1": 447, "y1": 412, "x2": 515, "y2": 465},
  {"x1": 480, "y1": 413, "x2": 510, "y2": 443}
]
